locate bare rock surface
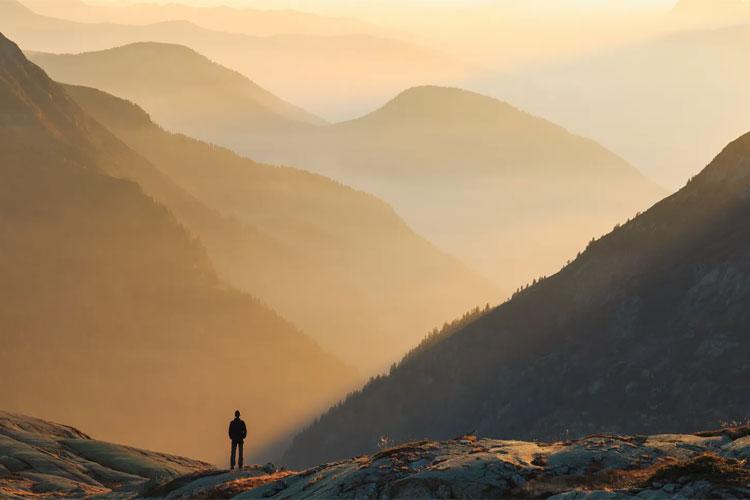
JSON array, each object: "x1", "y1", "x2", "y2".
[
  {"x1": 0, "y1": 411, "x2": 212, "y2": 498},
  {"x1": 170, "y1": 431, "x2": 748, "y2": 499},
  {"x1": 2, "y1": 411, "x2": 748, "y2": 498}
]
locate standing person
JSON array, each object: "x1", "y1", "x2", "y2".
[{"x1": 228, "y1": 410, "x2": 247, "y2": 470}]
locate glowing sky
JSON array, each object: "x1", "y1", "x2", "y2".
[{"x1": 87, "y1": 0, "x2": 680, "y2": 12}]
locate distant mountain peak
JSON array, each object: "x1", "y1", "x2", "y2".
[
  {"x1": 351, "y1": 85, "x2": 522, "y2": 127},
  {"x1": 96, "y1": 40, "x2": 201, "y2": 56},
  {"x1": 387, "y1": 85, "x2": 509, "y2": 109},
  {"x1": 28, "y1": 42, "x2": 328, "y2": 133}
]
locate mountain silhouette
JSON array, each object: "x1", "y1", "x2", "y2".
[
  {"x1": 0, "y1": 0, "x2": 474, "y2": 118},
  {"x1": 29, "y1": 42, "x2": 325, "y2": 154},
  {"x1": 59, "y1": 82, "x2": 497, "y2": 374},
  {"x1": 0, "y1": 31, "x2": 355, "y2": 465},
  {"x1": 282, "y1": 130, "x2": 750, "y2": 468},
  {"x1": 247, "y1": 85, "x2": 664, "y2": 291}
]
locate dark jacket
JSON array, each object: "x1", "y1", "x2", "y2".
[{"x1": 228, "y1": 417, "x2": 247, "y2": 443}]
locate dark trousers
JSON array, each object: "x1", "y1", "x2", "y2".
[{"x1": 231, "y1": 440, "x2": 243, "y2": 469}]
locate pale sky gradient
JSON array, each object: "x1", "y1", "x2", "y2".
[{"x1": 85, "y1": 0, "x2": 680, "y2": 14}]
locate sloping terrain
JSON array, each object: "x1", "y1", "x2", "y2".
[
  {"x1": 0, "y1": 0, "x2": 474, "y2": 118},
  {"x1": 0, "y1": 411, "x2": 212, "y2": 498},
  {"x1": 248, "y1": 85, "x2": 663, "y2": 290},
  {"x1": 58, "y1": 82, "x2": 496, "y2": 374},
  {"x1": 0, "y1": 31, "x2": 355, "y2": 465},
  {"x1": 281, "y1": 131, "x2": 750, "y2": 468},
  {"x1": 4, "y1": 411, "x2": 749, "y2": 499},
  {"x1": 233, "y1": 429, "x2": 750, "y2": 499},
  {"x1": 28, "y1": 42, "x2": 325, "y2": 151}
]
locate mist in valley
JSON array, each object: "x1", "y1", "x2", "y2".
[{"x1": 1, "y1": 0, "x2": 749, "y2": 483}]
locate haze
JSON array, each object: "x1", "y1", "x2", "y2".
[{"x1": 2, "y1": 0, "x2": 749, "y2": 474}]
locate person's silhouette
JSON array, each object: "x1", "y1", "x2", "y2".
[{"x1": 228, "y1": 410, "x2": 247, "y2": 470}]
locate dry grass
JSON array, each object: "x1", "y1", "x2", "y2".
[
  {"x1": 696, "y1": 424, "x2": 750, "y2": 441},
  {"x1": 370, "y1": 441, "x2": 433, "y2": 461},
  {"x1": 510, "y1": 452, "x2": 750, "y2": 499},
  {"x1": 204, "y1": 471, "x2": 296, "y2": 498},
  {"x1": 643, "y1": 452, "x2": 750, "y2": 489},
  {"x1": 0, "y1": 478, "x2": 110, "y2": 498},
  {"x1": 511, "y1": 459, "x2": 675, "y2": 498}
]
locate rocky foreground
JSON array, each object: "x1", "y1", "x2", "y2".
[{"x1": 1, "y1": 411, "x2": 749, "y2": 499}]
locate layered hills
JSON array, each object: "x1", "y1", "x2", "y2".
[
  {"x1": 282, "y1": 131, "x2": 750, "y2": 468},
  {"x1": 26, "y1": 42, "x2": 664, "y2": 290},
  {"x1": 29, "y1": 42, "x2": 325, "y2": 157},
  {"x1": 57, "y1": 82, "x2": 496, "y2": 373},
  {"x1": 0, "y1": 0, "x2": 473, "y2": 118},
  {"x1": 4, "y1": 411, "x2": 750, "y2": 499},
  {"x1": 245, "y1": 85, "x2": 664, "y2": 289},
  {"x1": 0, "y1": 31, "x2": 356, "y2": 465}
]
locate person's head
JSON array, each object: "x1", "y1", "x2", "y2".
[{"x1": 234, "y1": 410, "x2": 240, "y2": 418}]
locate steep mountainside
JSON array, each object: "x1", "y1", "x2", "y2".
[
  {"x1": 503, "y1": 24, "x2": 750, "y2": 189},
  {"x1": 60, "y1": 83, "x2": 496, "y2": 374},
  {"x1": 4, "y1": 411, "x2": 750, "y2": 499},
  {"x1": 282, "y1": 131, "x2": 750, "y2": 468},
  {"x1": 0, "y1": 32, "x2": 355, "y2": 466},
  {"x1": 29, "y1": 43, "x2": 325, "y2": 151},
  {"x1": 0, "y1": 0, "x2": 474, "y2": 118},
  {"x1": 247, "y1": 85, "x2": 664, "y2": 290}
]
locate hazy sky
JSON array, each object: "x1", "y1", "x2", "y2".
[{"x1": 87, "y1": 0, "x2": 680, "y2": 12}]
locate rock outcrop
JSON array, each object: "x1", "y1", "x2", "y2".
[
  {"x1": 231, "y1": 430, "x2": 750, "y2": 499},
  {"x1": 0, "y1": 411, "x2": 211, "y2": 498},
  {"x1": 3, "y1": 411, "x2": 748, "y2": 499},
  {"x1": 5, "y1": 412, "x2": 750, "y2": 500}
]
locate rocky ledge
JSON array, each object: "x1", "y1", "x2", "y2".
[
  {"x1": 230, "y1": 431, "x2": 750, "y2": 499},
  {"x1": 0, "y1": 411, "x2": 211, "y2": 498},
  {"x1": 1, "y1": 411, "x2": 748, "y2": 498}
]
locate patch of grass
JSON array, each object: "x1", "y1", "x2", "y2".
[
  {"x1": 643, "y1": 452, "x2": 750, "y2": 488},
  {"x1": 696, "y1": 424, "x2": 750, "y2": 441},
  {"x1": 371, "y1": 441, "x2": 432, "y2": 461},
  {"x1": 141, "y1": 469, "x2": 227, "y2": 498},
  {"x1": 205, "y1": 471, "x2": 295, "y2": 498},
  {"x1": 511, "y1": 462, "x2": 668, "y2": 499}
]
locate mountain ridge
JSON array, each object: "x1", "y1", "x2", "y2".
[
  {"x1": 242, "y1": 84, "x2": 664, "y2": 290},
  {"x1": 280, "y1": 130, "x2": 750, "y2": 468},
  {"x1": 0, "y1": 0, "x2": 474, "y2": 118},
  {"x1": 58, "y1": 81, "x2": 498, "y2": 374},
  {"x1": 0, "y1": 30, "x2": 356, "y2": 466},
  {"x1": 27, "y1": 41, "x2": 326, "y2": 151}
]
